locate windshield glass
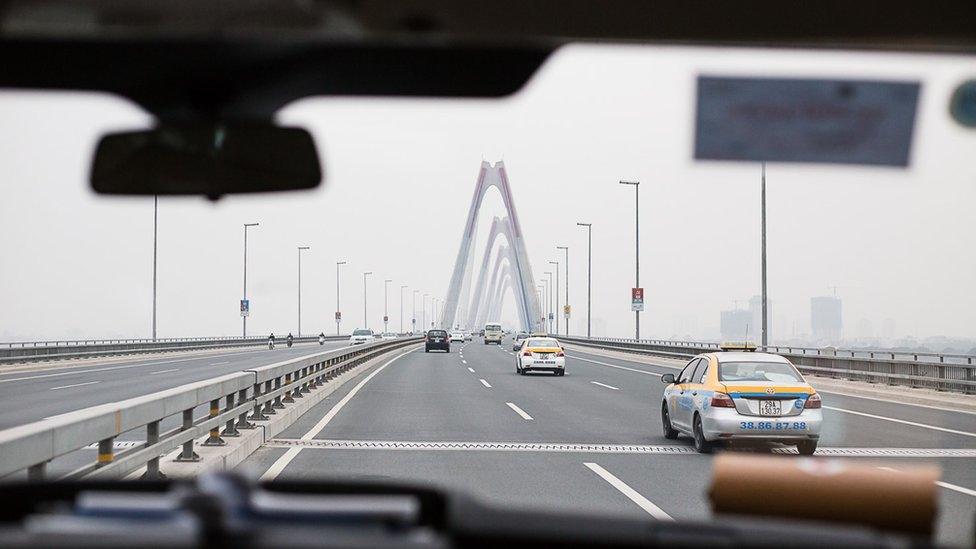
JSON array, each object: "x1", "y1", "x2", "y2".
[
  {"x1": 719, "y1": 361, "x2": 803, "y2": 383},
  {"x1": 1, "y1": 41, "x2": 974, "y2": 548}
]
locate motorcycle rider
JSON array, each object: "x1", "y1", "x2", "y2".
[
  {"x1": 286, "y1": 332, "x2": 294, "y2": 348},
  {"x1": 268, "y1": 332, "x2": 276, "y2": 350},
  {"x1": 318, "y1": 332, "x2": 326, "y2": 345}
]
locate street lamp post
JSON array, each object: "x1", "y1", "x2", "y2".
[
  {"x1": 412, "y1": 290, "x2": 419, "y2": 333},
  {"x1": 384, "y1": 279, "x2": 392, "y2": 334},
  {"x1": 422, "y1": 293, "x2": 428, "y2": 331},
  {"x1": 297, "y1": 246, "x2": 310, "y2": 336},
  {"x1": 544, "y1": 272, "x2": 553, "y2": 334},
  {"x1": 576, "y1": 223, "x2": 592, "y2": 338},
  {"x1": 619, "y1": 180, "x2": 640, "y2": 340},
  {"x1": 335, "y1": 261, "x2": 346, "y2": 335},
  {"x1": 537, "y1": 285, "x2": 545, "y2": 330},
  {"x1": 400, "y1": 285, "x2": 408, "y2": 334},
  {"x1": 363, "y1": 272, "x2": 372, "y2": 330},
  {"x1": 242, "y1": 222, "x2": 260, "y2": 338},
  {"x1": 152, "y1": 196, "x2": 158, "y2": 341},
  {"x1": 548, "y1": 260, "x2": 559, "y2": 335},
  {"x1": 556, "y1": 246, "x2": 568, "y2": 336},
  {"x1": 761, "y1": 162, "x2": 768, "y2": 348}
]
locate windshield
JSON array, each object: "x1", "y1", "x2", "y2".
[
  {"x1": 1, "y1": 41, "x2": 974, "y2": 548},
  {"x1": 719, "y1": 361, "x2": 804, "y2": 383}
]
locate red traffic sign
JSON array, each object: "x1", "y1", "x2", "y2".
[
  {"x1": 631, "y1": 288, "x2": 645, "y2": 312},
  {"x1": 335, "y1": 311, "x2": 342, "y2": 320}
]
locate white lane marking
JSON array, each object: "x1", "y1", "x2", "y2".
[
  {"x1": 584, "y1": 462, "x2": 673, "y2": 520},
  {"x1": 819, "y1": 388, "x2": 976, "y2": 416},
  {"x1": 49, "y1": 380, "x2": 100, "y2": 391},
  {"x1": 210, "y1": 361, "x2": 230, "y2": 365},
  {"x1": 264, "y1": 440, "x2": 976, "y2": 457},
  {"x1": 149, "y1": 368, "x2": 180, "y2": 375},
  {"x1": 570, "y1": 356, "x2": 661, "y2": 377},
  {"x1": 479, "y1": 378, "x2": 492, "y2": 388},
  {"x1": 462, "y1": 360, "x2": 467, "y2": 364},
  {"x1": 878, "y1": 466, "x2": 976, "y2": 498},
  {"x1": 467, "y1": 367, "x2": 475, "y2": 373},
  {"x1": 824, "y1": 406, "x2": 976, "y2": 438},
  {"x1": 591, "y1": 381, "x2": 620, "y2": 391},
  {"x1": 506, "y1": 402, "x2": 533, "y2": 420},
  {"x1": 260, "y1": 348, "x2": 415, "y2": 481}
]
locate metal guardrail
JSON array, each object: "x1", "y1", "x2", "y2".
[
  {"x1": 558, "y1": 335, "x2": 976, "y2": 394},
  {"x1": 0, "y1": 334, "x2": 350, "y2": 364},
  {"x1": 0, "y1": 337, "x2": 421, "y2": 481}
]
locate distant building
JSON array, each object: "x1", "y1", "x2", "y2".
[
  {"x1": 811, "y1": 296, "x2": 842, "y2": 342},
  {"x1": 720, "y1": 309, "x2": 752, "y2": 341}
]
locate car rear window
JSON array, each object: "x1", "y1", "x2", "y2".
[
  {"x1": 352, "y1": 329, "x2": 373, "y2": 336},
  {"x1": 428, "y1": 330, "x2": 447, "y2": 336},
  {"x1": 719, "y1": 361, "x2": 803, "y2": 383},
  {"x1": 485, "y1": 324, "x2": 502, "y2": 331},
  {"x1": 527, "y1": 338, "x2": 559, "y2": 348}
]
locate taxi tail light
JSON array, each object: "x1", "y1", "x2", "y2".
[
  {"x1": 804, "y1": 393, "x2": 822, "y2": 409},
  {"x1": 556, "y1": 350, "x2": 565, "y2": 357},
  {"x1": 523, "y1": 350, "x2": 533, "y2": 357},
  {"x1": 710, "y1": 392, "x2": 736, "y2": 408}
]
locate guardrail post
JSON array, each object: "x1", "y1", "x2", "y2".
[
  {"x1": 202, "y1": 399, "x2": 227, "y2": 446},
  {"x1": 221, "y1": 392, "x2": 240, "y2": 437},
  {"x1": 142, "y1": 420, "x2": 165, "y2": 479},
  {"x1": 97, "y1": 437, "x2": 115, "y2": 467},
  {"x1": 174, "y1": 409, "x2": 201, "y2": 462},
  {"x1": 292, "y1": 369, "x2": 306, "y2": 398},
  {"x1": 249, "y1": 383, "x2": 269, "y2": 421},
  {"x1": 27, "y1": 462, "x2": 47, "y2": 481},
  {"x1": 262, "y1": 381, "x2": 276, "y2": 415},
  {"x1": 236, "y1": 388, "x2": 255, "y2": 430},
  {"x1": 273, "y1": 377, "x2": 285, "y2": 409},
  {"x1": 283, "y1": 373, "x2": 295, "y2": 403}
]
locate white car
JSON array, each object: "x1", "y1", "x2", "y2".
[
  {"x1": 515, "y1": 337, "x2": 566, "y2": 376},
  {"x1": 449, "y1": 331, "x2": 465, "y2": 343},
  {"x1": 381, "y1": 332, "x2": 397, "y2": 340},
  {"x1": 349, "y1": 329, "x2": 374, "y2": 345}
]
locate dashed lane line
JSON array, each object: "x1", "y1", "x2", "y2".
[
  {"x1": 878, "y1": 466, "x2": 976, "y2": 498},
  {"x1": 149, "y1": 368, "x2": 180, "y2": 375},
  {"x1": 467, "y1": 367, "x2": 475, "y2": 373},
  {"x1": 479, "y1": 378, "x2": 492, "y2": 388},
  {"x1": 49, "y1": 381, "x2": 100, "y2": 391},
  {"x1": 506, "y1": 402, "x2": 534, "y2": 420},
  {"x1": 590, "y1": 381, "x2": 620, "y2": 391},
  {"x1": 585, "y1": 462, "x2": 673, "y2": 520}
]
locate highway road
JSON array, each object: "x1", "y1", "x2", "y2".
[
  {"x1": 0, "y1": 341, "x2": 351, "y2": 429},
  {"x1": 240, "y1": 336, "x2": 976, "y2": 547}
]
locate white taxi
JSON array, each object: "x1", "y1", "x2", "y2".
[{"x1": 515, "y1": 337, "x2": 566, "y2": 376}]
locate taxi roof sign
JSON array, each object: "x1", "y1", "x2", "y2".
[{"x1": 719, "y1": 341, "x2": 758, "y2": 352}]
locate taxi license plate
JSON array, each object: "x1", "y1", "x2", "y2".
[{"x1": 759, "y1": 400, "x2": 781, "y2": 416}]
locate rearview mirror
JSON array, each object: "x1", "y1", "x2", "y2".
[
  {"x1": 91, "y1": 123, "x2": 322, "y2": 198},
  {"x1": 661, "y1": 373, "x2": 676, "y2": 384}
]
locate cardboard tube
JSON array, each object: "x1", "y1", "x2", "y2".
[{"x1": 709, "y1": 454, "x2": 939, "y2": 536}]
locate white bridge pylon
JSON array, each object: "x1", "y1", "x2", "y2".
[{"x1": 441, "y1": 161, "x2": 542, "y2": 332}]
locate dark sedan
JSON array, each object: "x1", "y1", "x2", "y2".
[{"x1": 424, "y1": 329, "x2": 450, "y2": 352}]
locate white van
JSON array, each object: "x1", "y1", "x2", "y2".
[{"x1": 483, "y1": 322, "x2": 503, "y2": 345}]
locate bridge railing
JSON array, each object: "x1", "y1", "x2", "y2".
[
  {"x1": 0, "y1": 337, "x2": 421, "y2": 481},
  {"x1": 556, "y1": 335, "x2": 976, "y2": 394},
  {"x1": 0, "y1": 334, "x2": 350, "y2": 364}
]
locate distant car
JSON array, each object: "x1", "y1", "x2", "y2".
[
  {"x1": 516, "y1": 337, "x2": 566, "y2": 376},
  {"x1": 349, "y1": 329, "x2": 374, "y2": 345},
  {"x1": 512, "y1": 332, "x2": 529, "y2": 351},
  {"x1": 483, "y1": 322, "x2": 503, "y2": 345},
  {"x1": 449, "y1": 331, "x2": 465, "y2": 343},
  {"x1": 425, "y1": 329, "x2": 450, "y2": 352},
  {"x1": 464, "y1": 332, "x2": 472, "y2": 342},
  {"x1": 381, "y1": 332, "x2": 397, "y2": 340},
  {"x1": 660, "y1": 347, "x2": 823, "y2": 455}
]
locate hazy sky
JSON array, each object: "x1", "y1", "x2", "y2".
[{"x1": 1, "y1": 44, "x2": 974, "y2": 342}]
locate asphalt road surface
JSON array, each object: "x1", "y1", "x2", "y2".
[{"x1": 240, "y1": 337, "x2": 976, "y2": 547}]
